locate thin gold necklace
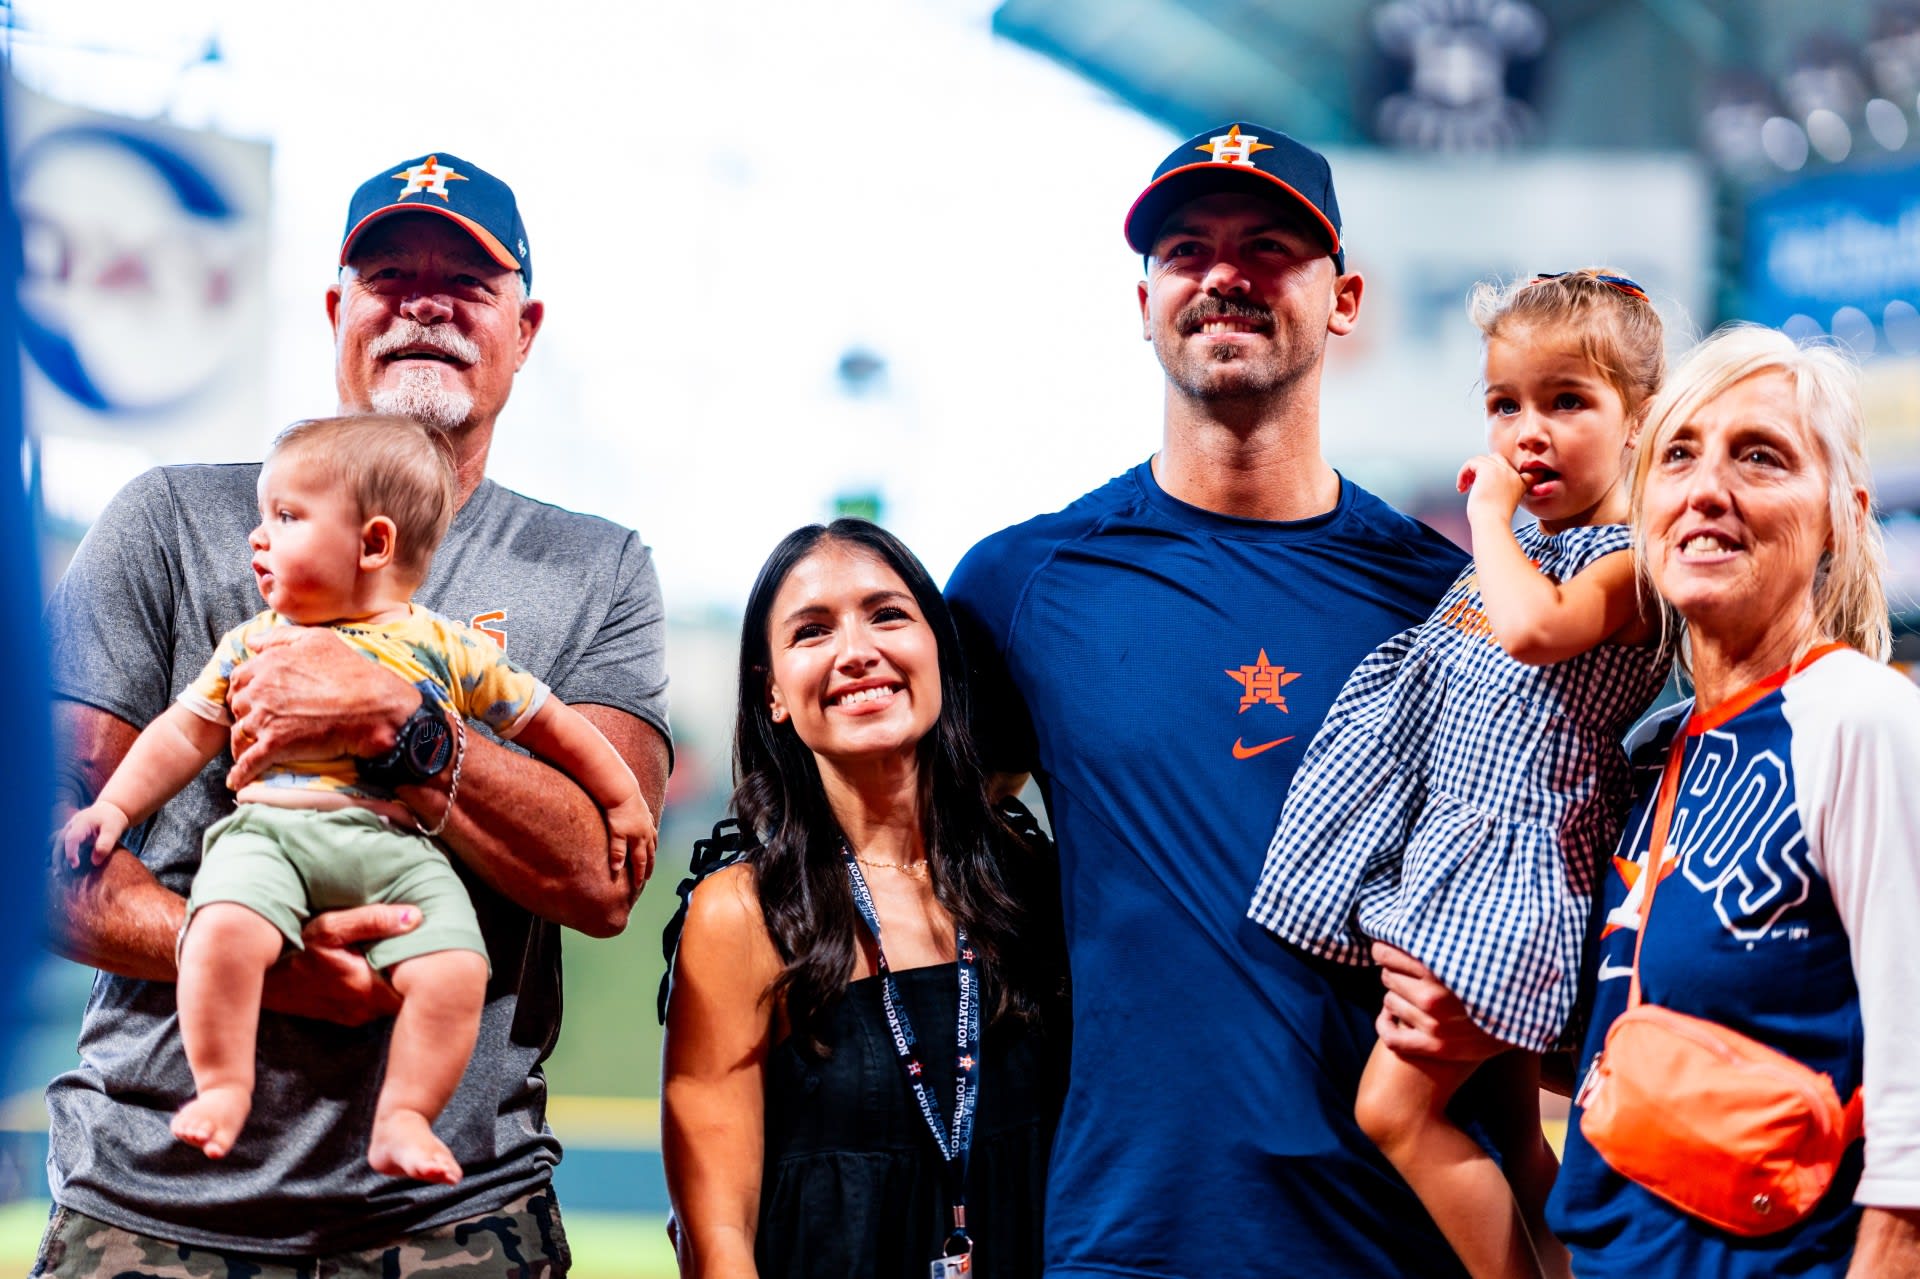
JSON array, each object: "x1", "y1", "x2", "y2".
[{"x1": 852, "y1": 852, "x2": 931, "y2": 881}]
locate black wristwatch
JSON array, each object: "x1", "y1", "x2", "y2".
[{"x1": 358, "y1": 696, "x2": 454, "y2": 788}]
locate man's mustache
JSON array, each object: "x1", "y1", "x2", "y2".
[
  {"x1": 1177, "y1": 298, "x2": 1274, "y2": 334},
  {"x1": 366, "y1": 321, "x2": 482, "y2": 365}
]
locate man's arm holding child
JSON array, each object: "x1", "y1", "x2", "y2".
[
  {"x1": 225, "y1": 627, "x2": 666, "y2": 937},
  {"x1": 60, "y1": 703, "x2": 226, "y2": 868},
  {"x1": 509, "y1": 697, "x2": 657, "y2": 889},
  {"x1": 51, "y1": 703, "x2": 185, "y2": 982}
]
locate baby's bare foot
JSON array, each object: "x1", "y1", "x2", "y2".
[
  {"x1": 171, "y1": 1086, "x2": 251, "y2": 1159},
  {"x1": 369, "y1": 1109, "x2": 463, "y2": 1185}
]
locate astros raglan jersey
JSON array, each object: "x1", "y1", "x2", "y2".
[
  {"x1": 947, "y1": 460, "x2": 1469, "y2": 1279},
  {"x1": 1551, "y1": 646, "x2": 1920, "y2": 1277}
]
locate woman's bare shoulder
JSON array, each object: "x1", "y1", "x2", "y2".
[{"x1": 683, "y1": 862, "x2": 775, "y2": 954}]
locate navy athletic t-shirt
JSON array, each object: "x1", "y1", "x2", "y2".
[{"x1": 948, "y1": 460, "x2": 1469, "y2": 1279}]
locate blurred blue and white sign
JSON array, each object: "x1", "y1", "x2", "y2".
[
  {"x1": 9, "y1": 80, "x2": 269, "y2": 474},
  {"x1": 1744, "y1": 162, "x2": 1920, "y2": 358},
  {"x1": 1370, "y1": 0, "x2": 1550, "y2": 151}
]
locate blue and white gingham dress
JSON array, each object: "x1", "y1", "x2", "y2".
[{"x1": 1247, "y1": 522, "x2": 1669, "y2": 1052}]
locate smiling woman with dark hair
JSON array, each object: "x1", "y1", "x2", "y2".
[{"x1": 660, "y1": 519, "x2": 1065, "y2": 1279}]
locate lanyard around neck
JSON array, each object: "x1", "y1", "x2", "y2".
[
  {"x1": 842, "y1": 847, "x2": 981, "y2": 1255},
  {"x1": 1626, "y1": 734, "x2": 1686, "y2": 1010}
]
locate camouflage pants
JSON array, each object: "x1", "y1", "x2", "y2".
[{"x1": 28, "y1": 1189, "x2": 572, "y2": 1278}]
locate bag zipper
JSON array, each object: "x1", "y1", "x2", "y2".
[{"x1": 1623, "y1": 1011, "x2": 1840, "y2": 1143}]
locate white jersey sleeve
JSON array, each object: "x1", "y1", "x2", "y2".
[{"x1": 1789, "y1": 650, "x2": 1920, "y2": 1207}]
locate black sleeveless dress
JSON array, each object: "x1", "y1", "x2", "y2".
[{"x1": 754, "y1": 963, "x2": 1059, "y2": 1278}]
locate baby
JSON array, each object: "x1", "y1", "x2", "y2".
[{"x1": 59, "y1": 413, "x2": 655, "y2": 1185}]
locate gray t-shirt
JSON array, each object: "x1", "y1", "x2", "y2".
[{"x1": 44, "y1": 462, "x2": 670, "y2": 1252}]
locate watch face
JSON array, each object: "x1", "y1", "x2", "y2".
[{"x1": 407, "y1": 711, "x2": 453, "y2": 777}]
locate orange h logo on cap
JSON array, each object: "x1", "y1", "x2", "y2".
[
  {"x1": 392, "y1": 155, "x2": 468, "y2": 201},
  {"x1": 1197, "y1": 125, "x2": 1274, "y2": 167}
]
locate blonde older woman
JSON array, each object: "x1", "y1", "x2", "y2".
[{"x1": 1539, "y1": 324, "x2": 1920, "y2": 1277}]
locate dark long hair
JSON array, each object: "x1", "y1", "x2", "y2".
[{"x1": 732, "y1": 518, "x2": 1062, "y2": 1056}]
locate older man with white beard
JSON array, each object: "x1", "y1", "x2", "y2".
[{"x1": 36, "y1": 153, "x2": 670, "y2": 1277}]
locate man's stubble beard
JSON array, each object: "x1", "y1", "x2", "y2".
[{"x1": 1158, "y1": 335, "x2": 1320, "y2": 405}]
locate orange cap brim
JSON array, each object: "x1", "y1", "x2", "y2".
[
  {"x1": 1123, "y1": 163, "x2": 1341, "y2": 261},
  {"x1": 339, "y1": 203, "x2": 520, "y2": 273}
]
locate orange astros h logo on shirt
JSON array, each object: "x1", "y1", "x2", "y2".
[
  {"x1": 1225, "y1": 648, "x2": 1301, "y2": 760},
  {"x1": 471, "y1": 610, "x2": 508, "y2": 649},
  {"x1": 1438, "y1": 567, "x2": 1543, "y2": 645},
  {"x1": 1599, "y1": 848, "x2": 1677, "y2": 942}
]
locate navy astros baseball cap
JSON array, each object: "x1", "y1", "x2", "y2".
[
  {"x1": 1123, "y1": 122, "x2": 1344, "y2": 272},
  {"x1": 340, "y1": 152, "x2": 532, "y2": 289}
]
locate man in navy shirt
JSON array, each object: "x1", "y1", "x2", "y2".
[{"x1": 948, "y1": 124, "x2": 1471, "y2": 1277}]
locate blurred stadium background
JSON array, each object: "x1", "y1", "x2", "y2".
[{"x1": 4, "y1": 0, "x2": 1918, "y2": 1273}]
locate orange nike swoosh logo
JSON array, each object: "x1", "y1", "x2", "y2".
[{"x1": 1232, "y1": 736, "x2": 1294, "y2": 759}]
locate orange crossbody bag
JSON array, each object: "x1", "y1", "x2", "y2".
[{"x1": 1575, "y1": 727, "x2": 1863, "y2": 1237}]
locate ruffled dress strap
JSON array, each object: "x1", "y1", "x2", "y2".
[
  {"x1": 1524, "y1": 521, "x2": 1633, "y2": 579},
  {"x1": 658, "y1": 817, "x2": 755, "y2": 1024}
]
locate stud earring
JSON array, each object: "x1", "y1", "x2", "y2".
[{"x1": 770, "y1": 706, "x2": 787, "y2": 723}]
